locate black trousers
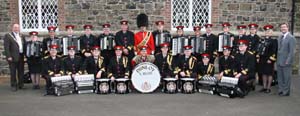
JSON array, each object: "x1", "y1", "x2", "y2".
[{"x1": 8, "y1": 55, "x2": 24, "y2": 88}]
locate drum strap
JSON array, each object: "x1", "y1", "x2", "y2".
[
  {"x1": 137, "y1": 31, "x2": 151, "y2": 49},
  {"x1": 98, "y1": 57, "x2": 105, "y2": 72},
  {"x1": 188, "y1": 57, "x2": 195, "y2": 70},
  {"x1": 122, "y1": 57, "x2": 128, "y2": 67}
]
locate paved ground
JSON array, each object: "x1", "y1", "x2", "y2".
[{"x1": 0, "y1": 76, "x2": 299, "y2": 116}]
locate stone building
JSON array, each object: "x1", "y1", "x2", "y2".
[{"x1": 0, "y1": 0, "x2": 299, "y2": 75}]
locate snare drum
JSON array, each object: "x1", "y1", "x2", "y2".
[
  {"x1": 96, "y1": 78, "x2": 111, "y2": 94},
  {"x1": 115, "y1": 78, "x2": 130, "y2": 94},
  {"x1": 180, "y1": 78, "x2": 195, "y2": 94},
  {"x1": 131, "y1": 62, "x2": 161, "y2": 93},
  {"x1": 163, "y1": 78, "x2": 178, "y2": 94}
]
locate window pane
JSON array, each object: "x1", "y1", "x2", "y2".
[
  {"x1": 21, "y1": 0, "x2": 39, "y2": 29},
  {"x1": 172, "y1": 0, "x2": 190, "y2": 28}
]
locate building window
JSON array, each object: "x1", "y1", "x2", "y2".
[
  {"x1": 19, "y1": 0, "x2": 58, "y2": 32},
  {"x1": 171, "y1": 0, "x2": 211, "y2": 31}
]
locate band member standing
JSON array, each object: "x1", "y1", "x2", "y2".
[
  {"x1": 154, "y1": 43, "x2": 174, "y2": 78},
  {"x1": 134, "y1": 13, "x2": 155, "y2": 55},
  {"x1": 218, "y1": 46, "x2": 236, "y2": 79},
  {"x1": 42, "y1": 26, "x2": 62, "y2": 56},
  {"x1": 173, "y1": 45, "x2": 197, "y2": 79},
  {"x1": 3, "y1": 24, "x2": 26, "y2": 91},
  {"x1": 152, "y1": 21, "x2": 171, "y2": 54},
  {"x1": 115, "y1": 20, "x2": 135, "y2": 61},
  {"x1": 64, "y1": 25, "x2": 79, "y2": 56},
  {"x1": 200, "y1": 24, "x2": 218, "y2": 64},
  {"x1": 247, "y1": 23, "x2": 260, "y2": 54},
  {"x1": 233, "y1": 25, "x2": 248, "y2": 55},
  {"x1": 190, "y1": 26, "x2": 202, "y2": 56},
  {"x1": 233, "y1": 40, "x2": 256, "y2": 97},
  {"x1": 62, "y1": 46, "x2": 85, "y2": 77},
  {"x1": 218, "y1": 22, "x2": 234, "y2": 54},
  {"x1": 131, "y1": 46, "x2": 155, "y2": 67},
  {"x1": 79, "y1": 25, "x2": 97, "y2": 59},
  {"x1": 257, "y1": 25, "x2": 278, "y2": 93},
  {"x1": 170, "y1": 26, "x2": 189, "y2": 57},
  {"x1": 194, "y1": 53, "x2": 215, "y2": 80},
  {"x1": 107, "y1": 46, "x2": 130, "y2": 81},
  {"x1": 82, "y1": 46, "x2": 106, "y2": 78},
  {"x1": 277, "y1": 23, "x2": 296, "y2": 96},
  {"x1": 42, "y1": 45, "x2": 64, "y2": 94},
  {"x1": 26, "y1": 31, "x2": 43, "y2": 89},
  {"x1": 98, "y1": 23, "x2": 115, "y2": 66}
]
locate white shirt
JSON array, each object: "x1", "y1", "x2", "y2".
[
  {"x1": 282, "y1": 32, "x2": 289, "y2": 39},
  {"x1": 14, "y1": 32, "x2": 23, "y2": 53}
]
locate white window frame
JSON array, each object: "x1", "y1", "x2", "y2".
[
  {"x1": 171, "y1": 0, "x2": 212, "y2": 31},
  {"x1": 19, "y1": 0, "x2": 58, "y2": 32}
]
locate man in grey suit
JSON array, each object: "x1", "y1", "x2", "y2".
[
  {"x1": 3, "y1": 24, "x2": 26, "y2": 91},
  {"x1": 277, "y1": 23, "x2": 296, "y2": 96}
]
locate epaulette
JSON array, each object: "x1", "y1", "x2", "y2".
[{"x1": 43, "y1": 56, "x2": 49, "y2": 59}]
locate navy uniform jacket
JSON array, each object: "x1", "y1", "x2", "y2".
[
  {"x1": 219, "y1": 55, "x2": 236, "y2": 77},
  {"x1": 154, "y1": 53, "x2": 174, "y2": 77},
  {"x1": 107, "y1": 56, "x2": 130, "y2": 78},
  {"x1": 42, "y1": 56, "x2": 64, "y2": 77},
  {"x1": 233, "y1": 51, "x2": 256, "y2": 78},
  {"x1": 62, "y1": 55, "x2": 85, "y2": 75}
]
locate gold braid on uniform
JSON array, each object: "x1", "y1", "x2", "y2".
[
  {"x1": 167, "y1": 55, "x2": 173, "y2": 70},
  {"x1": 207, "y1": 64, "x2": 213, "y2": 74},
  {"x1": 123, "y1": 57, "x2": 130, "y2": 76},
  {"x1": 269, "y1": 54, "x2": 276, "y2": 61},
  {"x1": 98, "y1": 57, "x2": 105, "y2": 72}
]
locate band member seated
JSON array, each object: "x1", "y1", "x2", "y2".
[
  {"x1": 26, "y1": 31, "x2": 43, "y2": 89},
  {"x1": 233, "y1": 39, "x2": 256, "y2": 97},
  {"x1": 79, "y1": 25, "x2": 97, "y2": 58},
  {"x1": 218, "y1": 46, "x2": 236, "y2": 80},
  {"x1": 134, "y1": 13, "x2": 155, "y2": 55},
  {"x1": 218, "y1": 22, "x2": 234, "y2": 55},
  {"x1": 247, "y1": 23, "x2": 260, "y2": 54},
  {"x1": 98, "y1": 23, "x2": 115, "y2": 66},
  {"x1": 82, "y1": 46, "x2": 106, "y2": 78},
  {"x1": 194, "y1": 53, "x2": 214, "y2": 80},
  {"x1": 154, "y1": 43, "x2": 174, "y2": 78},
  {"x1": 202, "y1": 24, "x2": 218, "y2": 64},
  {"x1": 131, "y1": 46, "x2": 155, "y2": 67},
  {"x1": 233, "y1": 25, "x2": 248, "y2": 54},
  {"x1": 42, "y1": 45, "x2": 64, "y2": 94},
  {"x1": 42, "y1": 26, "x2": 62, "y2": 56},
  {"x1": 107, "y1": 45, "x2": 130, "y2": 81},
  {"x1": 115, "y1": 20, "x2": 135, "y2": 61},
  {"x1": 257, "y1": 25, "x2": 278, "y2": 93},
  {"x1": 152, "y1": 21, "x2": 171, "y2": 54},
  {"x1": 62, "y1": 46, "x2": 85, "y2": 77},
  {"x1": 174, "y1": 45, "x2": 197, "y2": 79}
]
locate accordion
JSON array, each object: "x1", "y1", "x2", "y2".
[
  {"x1": 74, "y1": 74, "x2": 95, "y2": 94},
  {"x1": 51, "y1": 76, "x2": 74, "y2": 96},
  {"x1": 154, "y1": 32, "x2": 171, "y2": 47},
  {"x1": 216, "y1": 76, "x2": 239, "y2": 98},
  {"x1": 171, "y1": 36, "x2": 189, "y2": 56},
  {"x1": 256, "y1": 39, "x2": 270, "y2": 56},
  {"x1": 100, "y1": 35, "x2": 115, "y2": 50},
  {"x1": 47, "y1": 38, "x2": 62, "y2": 53},
  {"x1": 63, "y1": 36, "x2": 80, "y2": 55},
  {"x1": 26, "y1": 41, "x2": 43, "y2": 57},
  {"x1": 197, "y1": 76, "x2": 217, "y2": 94},
  {"x1": 218, "y1": 34, "x2": 232, "y2": 52},
  {"x1": 190, "y1": 36, "x2": 206, "y2": 54}
]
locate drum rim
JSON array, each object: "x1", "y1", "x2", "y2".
[
  {"x1": 163, "y1": 78, "x2": 178, "y2": 81},
  {"x1": 115, "y1": 78, "x2": 129, "y2": 81},
  {"x1": 96, "y1": 78, "x2": 111, "y2": 81},
  {"x1": 180, "y1": 78, "x2": 195, "y2": 81}
]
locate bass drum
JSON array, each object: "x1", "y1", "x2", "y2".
[{"x1": 131, "y1": 62, "x2": 161, "y2": 93}]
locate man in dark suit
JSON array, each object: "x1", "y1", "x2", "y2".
[
  {"x1": 277, "y1": 23, "x2": 296, "y2": 96},
  {"x1": 3, "y1": 24, "x2": 26, "y2": 91}
]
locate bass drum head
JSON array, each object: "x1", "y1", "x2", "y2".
[{"x1": 131, "y1": 62, "x2": 161, "y2": 93}]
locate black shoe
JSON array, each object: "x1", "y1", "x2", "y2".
[
  {"x1": 259, "y1": 88, "x2": 267, "y2": 92},
  {"x1": 19, "y1": 86, "x2": 26, "y2": 89},
  {"x1": 278, "y1": 92, "x2": 283, "y2": 96},
  {"x1": 281, "y1": 93, "x2": 290, "y2": 96},
  {"x1": 36, "y1": 85, "x2": 40, "y2": 89},
  {"x1": 264, "y1": 89, "x2": 271, "y2": 93}
]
